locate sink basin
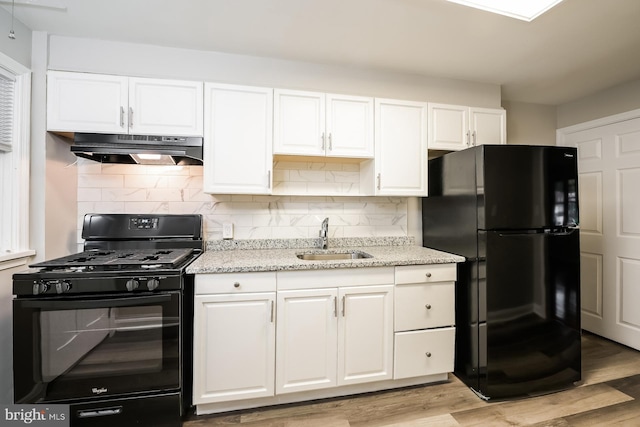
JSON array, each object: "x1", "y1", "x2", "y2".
[{"x1": 296, "y1": 251, "x2": 372, "y2": 261}]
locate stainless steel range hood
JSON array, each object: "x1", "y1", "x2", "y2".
[{"x1": 71, "y1": 133, "x2": 203, "y2": 165}]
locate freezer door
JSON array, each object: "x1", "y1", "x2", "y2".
[
  {"x1": 476, "y1": 228, "x2": 581, "y2": 399},
  {"x1": 478, "y1": 145, "x2": 579, "y2": 230}
]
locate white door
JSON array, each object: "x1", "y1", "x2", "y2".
[
  {"x1": 375, "y1": 98, "x2": 428, "y2": 196},
  {"x1": 273, "y1": 89, "x2": 325, "y2": 156},
  {"x1": 192, "y1": 293, "x2": 276, "y2": 404},
  {"x1": 428, "y1": 103, "x2": 469, "y2": 151},
  {"x1": 326, "y1": 94, "x2": 374, "y2": 158},
  {"x1": 46, "y1": 71, "x2": 128, "y2": 134},
  {"x1": 562, "y1": 116, "x2": 640, "y2": 350},
  {"x1": 203, "y1": 83, "x2": 273, "y2": 194},
  {"x1": 276, "y1": 288, "x2": 338, "y2": 394},
  {"x1": 338, "y1": 285, "x2": 394, "y2": 386},
  {"x1": 128, "y1": 77, "x2": 203, "y2": 136},
  {"x1": 470, "y1": 107, "x2": 506, "y2": 146}
]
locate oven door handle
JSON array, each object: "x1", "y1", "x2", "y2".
[{"x1": 19, "y1": 294, "x2": 173, "y2": 310}]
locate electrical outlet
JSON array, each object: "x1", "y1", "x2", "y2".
[{"x1": 222, "y1": 222, "x2": 234, "y2": 239}]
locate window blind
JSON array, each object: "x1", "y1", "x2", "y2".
[{"x1": 0, "y1": 70, "x2": 15, "y2": 153}]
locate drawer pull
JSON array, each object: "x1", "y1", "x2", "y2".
[
  {"x1": 425, "y1": 304, "x2": 432, "y2": 310},
  {"x1": 425, "y1": 352, "x2": 432, "y2": 358},
  {"x1": 425, "y1": 272, "x2": 432, "y2": 278},
  {"x1": 233, "y1": 282, "x2": 240, "y2": 288}
]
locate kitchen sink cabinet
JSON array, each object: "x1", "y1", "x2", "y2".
[
  {"x1": 393, "y1": 264, "x2": 456, "y2": 379},
  {"x1": 273, "y1": 89, "x2": 374, "y2": 158},
  {"x1": 428, "y1": 103, "x2": 506, "y2": 151},
  {"x1": 367, "y1": 98, "x2": 428, "y2": 196},
  {"x1": 46, "y1": 71, "x2": 203, "y2": 136},
  {"x1": 276, "y1": 284, "x2": 394, "y2": 394},
  {"x1": 203, "y1": 83, "x2": 273, "y2": 194},
  {"x1": 192, "y1": 272, "x2": 277, "y2": 405}
]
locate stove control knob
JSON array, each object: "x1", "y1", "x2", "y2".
[
  {"x1": 147, "y1": 278, "x2": 160, "y2": 291},
  {"x1": 125, "y1": 279, "x2": 140, "y2": 292},
  {"x1": 33, "y1": 281, "x2": 50, "y2": 295},
  {"x1": 56, "y1": 281, "x2": 72, "y2": 294}
]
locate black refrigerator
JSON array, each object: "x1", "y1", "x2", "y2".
[{"x1": 422, "y1": 145, "x2": 581, "y2": 400}]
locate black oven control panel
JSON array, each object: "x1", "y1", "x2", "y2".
[
  {"x1": 14, "y1": 274, "x2": 182, "y2": 296},
  {"x1": 130, "y1": 217, "x2": 159, "y2": 229}
]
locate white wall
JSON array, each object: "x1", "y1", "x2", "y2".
[
  {"x1": 557, "y1": 78, "x2": 640, "y2": 128},
  {"x1": 502, "y1": 101, "x2": 557, "y2": 146}
]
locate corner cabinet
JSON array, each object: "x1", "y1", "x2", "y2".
[
  {"x1": 192, "y1": 272, "x2": 276, "y2": 405},
  {"x1": 46, "y1": 70, "x2": 203, "y2": 136},
  {"x1": 428, "y1": 103, "x2": 506, "y2": 151},
  {"x1": 370, "y1": 98, "x2": 428, "y2": 196},
  {"x1": 273, "y1": 89, "x2": 374, "y2": 158},
  {"x1": 203, "y1": 83, "x2": 273, "y2": 194}
]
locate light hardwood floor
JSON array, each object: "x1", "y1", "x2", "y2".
[{"x1": 184, "y1": 332, "x2": 640, "y2": 426}]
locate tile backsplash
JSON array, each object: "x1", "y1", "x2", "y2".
[{"x1": 76, "y1": 158, "x2": 408, "y2": 247}]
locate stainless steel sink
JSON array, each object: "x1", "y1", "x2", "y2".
[{"x1": 296, "y1": 251, "x2": 372, "y2": 261}]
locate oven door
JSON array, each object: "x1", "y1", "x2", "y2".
[{"x1": 13, "y1": 291, "x2": 181, "y2": 404}]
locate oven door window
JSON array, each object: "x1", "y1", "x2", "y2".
[{"x1": 13, "y1": 292, "x2": 181, "y2": 403}]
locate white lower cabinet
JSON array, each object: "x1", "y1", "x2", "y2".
[
  {"x1": 393, "y1": 264, "x2": 456, "y2": 380},
  {"x1": 193, "y1": 273, "x2": 276, "y2": 404},
  {"x1": 276, "y1": 284, "x2": 394, "y2": 394},
  {"x1": 193, "y1": 264, "x2": 456, "y2": 413}
]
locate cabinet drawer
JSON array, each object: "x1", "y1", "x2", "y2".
[
  {"x1": 195, "y1": 272, "x2": 277, "y2": 294},
  {"x1": 395, "y1": 282, "x2": 455, "y2": 331},
  {"x1": 394, "y1": 327, "x2": 455, "y2": 379},
  {"x1": 395, "y1": 264, "x2": 456, "y2": 285}
]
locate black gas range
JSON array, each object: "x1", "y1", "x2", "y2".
[{"x1": 13, "y1": 213, "x2": 203, "y2": 427}]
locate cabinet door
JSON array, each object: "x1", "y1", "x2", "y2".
[
  {"x1": 375, "y1": 98, "x2": 428, "y2": 196},
  {"x1": 338, "y1": 285, "x2": 394, "y2": 386},
  {"x1": 273, "y1": 89, "x2": 325, "y2": 156},
  {"x1": 470, "y1": 107, "x2": 506, "y2": 146},
  {"x1": 326, "y1": 94, "x2": 374, "y2": 158},
  {"x1": 128, "y1": 77, "x2": 203, "y2": 136},
  {"x1": 47, "y1": 71, "x2": 128, "y2": 133},
  {"x1": 276, "y1": 289, "x2": 338, "y2": 394},
  {"x1": 203, "y1": 83, "x2": 273, "y2": 194},
  {"x1": 428, "y1": 103, "x2": 469, "y2": 151},
  {"x1": 193, "y1": 293, "x2": 276, "y2": 404}
]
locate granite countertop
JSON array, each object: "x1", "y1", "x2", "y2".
[{"x1": 186, "y1": 237, "x2": 465, "y2": 274}]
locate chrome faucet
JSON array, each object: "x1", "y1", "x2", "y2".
[{"x1": 319, "y1": 217, "x2": 329, "y2": 249}]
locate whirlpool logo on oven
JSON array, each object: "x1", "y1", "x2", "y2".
[
  {"x1": 91, "y1": 387, "x2": 108, "y2": 395},
  {"x1": 2, "y1": 404, "x2": 69, "y2": 426}
]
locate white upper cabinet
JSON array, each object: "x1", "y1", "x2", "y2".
[
  {"x1": 47, "y1": 71, "x2": 129, "y2": 134},
  {"x1": 203, "y1": 83, "x2": 273, "y2": 195},
  {"x1": 274, "y1": 89, "x2": 374, "y2": 158},
  {"x1": 428, "y1": 103, "x2": 506, "y2": 150},
  {"x1": 127, "y1": 77, "x2": 203, "y2": 136},
  {"x1": 373, "y1": 98, "x2": 428, "y2": 196},
  {"x1": 46, "y1": 71, "x2": 203, "y2": 136}
]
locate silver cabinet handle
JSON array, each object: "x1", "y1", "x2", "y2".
[
  {"x1": 425, "y1": 304, "x2": 432, "y2": 310},
  {"x1": 466, "y1": 130, "x2": 471, "y2": 146},
  {"x1": 377, "y1": 173, "x2": 381, "y2": 190},
  {"x1": 425, "y1": 352, "x2": 432, "y2": 358},
  {"x1": 120, "y1": 106, "x2": 125, "y2": 127},
  {"x1": 270, "y1": 300, "x2": 275, "y2": 323},
  {"x1": 267, "y1": 170, "x2": 271, "y2": 189},
  {"x1": 472, "y1": 130, "x2": 477, "y2": 146},
  {"x1": 333, "y1": 296, "x2": 338, "y2": 317},
  {"x1": 321, "y1": 132, "x2": 326, "y2": 150},
  {"x1": 328, "y1": 133, "x2": 332, "y2": 151},
  {"x1": 342, "y1": 296, "x2": 346, "y2": 317},
  {"x1": 129, "y1": 107, "x2": 133, "y2": 128}
]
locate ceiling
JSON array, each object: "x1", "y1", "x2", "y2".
[{"x1": 4, "y1": 0, "x2": 640, "y2": 105}]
